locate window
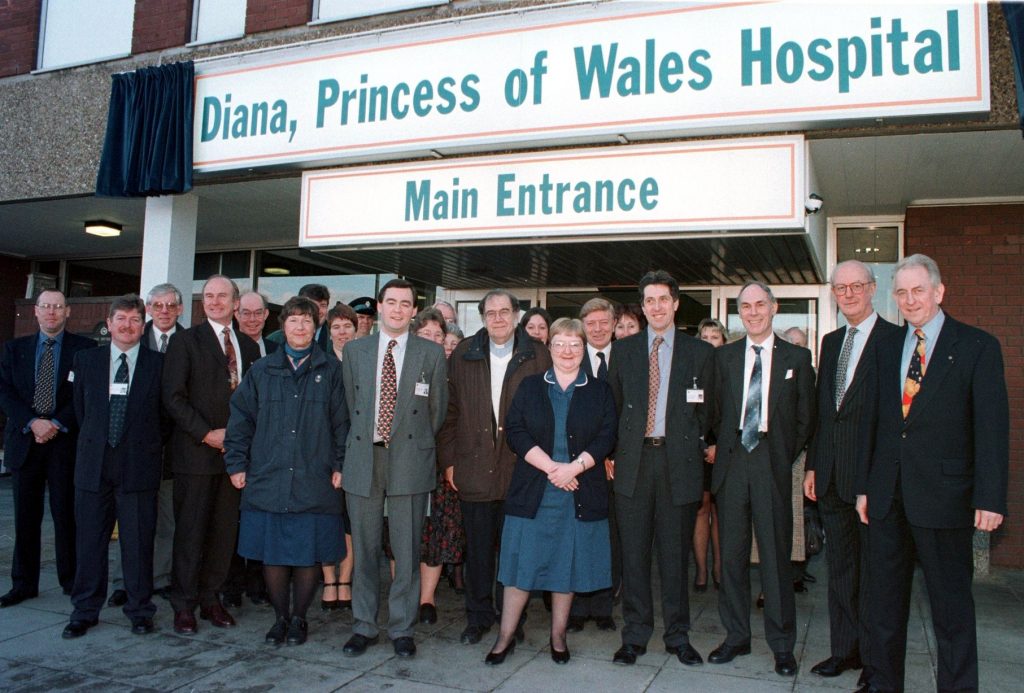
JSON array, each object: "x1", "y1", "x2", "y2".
[
  {"x1": 37, "y1": 0, "x2": 135, "y2": 70},
  {"x1": 314, "y1": 0, "x2": 448, "y2": 23},
  {"x1": 191, "y1": 0, "x2": 246, "y2": 45},
  {"x1": 834, "y1": 222, "x2": 902, "y2": 326}
]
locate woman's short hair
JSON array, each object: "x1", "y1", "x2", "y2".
[
  {"x1": 446, "y1": 322, "x2": 464, "y2": 340},
  {"x1": 616, "y1": 303, "x2": 647, "y2": 330},
  {"x1": 410, "y1": 308, "x2": 447, "y2": 335},
  {"x1": 697, "y1": 317, "x2": 728, "y2": 342},
  {"x1": 326, "y1": 302, "x2": 358, "y2": 329},
  {"x1": 278, "y1": 296, "x2": 320, "y2": 329},
  {"x1": 549, "y1": 317, "x2": 585, "y2": 343},
  {"x1": 519, "y1": 306, "x2": 552, "y2": 330}
]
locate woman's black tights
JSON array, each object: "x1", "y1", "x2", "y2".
[{"x1": 263, "y1": 565, "x2": 321, "y2": 621}]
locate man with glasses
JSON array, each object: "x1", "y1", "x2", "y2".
[
  {"x1": 143, "y1": 284, "x2": 185, "y2": 354},
  {"x1": 235, "y1": 291, "x2": 277, "y2": 358},
  {"x1": 0, "y1": 290, "x2": 96, "y2": 607},
  {"x1": 439, "y1": 290, "x2": 551, "y2": 645}
]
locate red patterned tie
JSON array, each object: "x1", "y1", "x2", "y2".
[
  {"x1": 377, "y1": 339, "x2": 398, "y2": 444},
  {"x1": 645, "y1": 336, "x2": 663, "y2": 436},
  {"x1": 223, "y1": 327, "x2": 239, "y2": 391},
  {"x1": 902, "y1": 328, "x2": 926, "y2": 419}
]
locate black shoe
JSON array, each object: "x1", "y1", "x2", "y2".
[
  {"x1": 265, "y1": 618, "x2": 288, "y2": 645},
  {"x1": 337, "y1": 581, "x2": 352, "y2": 610},
  {"x1": 856, "y1": 685, "x2": 882, "y2": 693},
  {"x1": 321, "y1": 581, "x2": 339, "y2": 611},
  {"x1": 811, "y1": 654, "x2": 863, "y2": 677},
  {"x1": 755, "y1": 593, "x2": 765, "y2": 609},
  {"x1": 418, "y1": 603, "x2": 437, "y2": 624},
  {"x1": 566, "y1": 615, "x2": 585, "y2": 633},
  {"x1": 485, "y1": 639, "x2": 515, "y2": 665},
  {"x1": 774, "y1": 651, "x2": 798, "y2": 676},
  {"x1": 693, "y1": 581, "x2": 708, "y2": 593},
  {"x1": 130, "y1": 617, "x2": 154, "y2": 635},
  {"x1": 667, "y1": 643, "x2": 703, "y2": 666},
  {"x1": 460, "y1": 624, "x2": 490, "y2": 645},
  {"x1": 0, "y1": 589, "x2": 36, "y2": 608},
  {"x1": 446, "y1": 567, "x2": 465, "y2": 595},
  {"x1": 221, "y1": 591, "x2": 242, "y2": 608},
  {"x1": 550, "y1": 639, "x2": 570, "y2": 664},
  {"x1": 393, "y1": 636, "x2": 416, "y2": 657},
  {"x1": 594, "y1": 616, "x2": 616, "y2": 631},
  {"x1": 612, "y1": 643, "x2": 646, "y2": 665},
  {"x1": 858, "y1": 667, "x2": 873, "y2": 687},
  {"x1": 286, "y1": 616, "x2": 308, "y2": 645},
  {"x1": 107, "y1": 589, "x2": 127, "y2": 607},
  {"x1": 708, "y1": 641, "x2": 751, "y2": 664},
  {"x1": 342, "y1": 633, "x2": 379, "y2": 656},
  {"x1": 62, "y1": 619, "x2": 98, "y2": 639}
]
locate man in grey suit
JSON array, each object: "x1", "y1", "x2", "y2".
[{"x1": 340, "y1": 278, "x2": 447, "y2": 659}]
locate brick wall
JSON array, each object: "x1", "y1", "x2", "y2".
[
  {"x1": 132, "y1": 0, "x2": 191, "y2": 55},
  {"x1": 245, "y1": 0, "x2": 309, "y2": 35},
  {"x1": 905, "y1": 203, "x2": 1024, "y2": 568},
  {"x1": 0, "y1": 0, "x2": 41, "y2": 78}
]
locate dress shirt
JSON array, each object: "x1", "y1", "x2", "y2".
[
  {"x1": 586, "y1": 343, "x2": 611, "y2": 378},
  {"x1": 740, "y1": 332, "x2": 775, "y2": 433},
  {"x1": 489, "y1": 338, "x2": 514, "y2": 423},
  {"x1": 109, "y1": 343, "x2": 141, "y2": 395},
  {"x1": 207, "y1": 319, "x2": 245, "y2": 376},
  {"x1": 255, "y1": 336, "x2": 268, "y2": 357},
  {"x1": 372, "y1": 330, "x2": 409, "y2": 442},
  {"x1": 899, "y1": 309, "x2": 945, "y2": 393},
  {"x1": 838, "y1": 311, "x2": 879, "y2": 395},
  {"x1": 151, "y1": 324, "x2": 176, "y2": 350},
  {"x1": 646, "y1": 326, "x2": 674, "y2": 437}
]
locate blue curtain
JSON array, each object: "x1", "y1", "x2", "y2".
[
  {"x1": 1005, "y1": 3, "x2": 1024, "y2": 135},
  {"x1": 96, "y1": 61, "x2": 194, "y2": 197}
]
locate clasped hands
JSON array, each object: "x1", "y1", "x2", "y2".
[{"x1": 30, "y1": 418, "x2": 58, "y2": 444}]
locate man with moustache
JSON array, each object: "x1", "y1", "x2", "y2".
[{"x1": 0, "y1": 289, "x2": 96, "y2": 607}]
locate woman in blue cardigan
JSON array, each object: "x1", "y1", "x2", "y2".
[{"x1": 486, "y1": 318, "x2": 617, "y2": 665}]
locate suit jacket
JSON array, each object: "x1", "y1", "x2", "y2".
[
  {"x1": 582, "y1": 347, "x2": 610, "y2": 381},
  {"x1": 162, "y1": 321, "x2": 260, "y2": 475},
  {"x1": 0, "y1": 330, "x2": 97, "y2": 471},
  {"x1": 711, "y1": 336, "x2": 815, "y2": 499},
  {"x1": 864, "y1": 314, "x2": 1008, "y2": 528},
  {"x1": 807, "y1": 316, "x2": 897, "y2": 503},
  {"x1": 72, "y1": 344, "x2": 166, "y2": 493},
  {"x1": 142, "y1": 320, "x2": 185, "y2": 352},
  {"x1": 608, "y1": 328, "x2": 715, "y2": 506},
  {"x1": 341, "y1": 333, "x2": 447, "y2": 497}
]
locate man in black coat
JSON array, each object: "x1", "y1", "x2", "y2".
[
  {"x1": 805, "y1": 260, "x2": 897, "y2": 684},
  {"x1": 62, "y1": 295, "x2": 165, "y2": 638},
  {"x1": 0, "y1": 289, "x2": 96, "y2": 607}
]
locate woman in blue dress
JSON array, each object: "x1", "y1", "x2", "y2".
[{"x1": 486, "y1": 317, "x2": 617, "y2": 665}]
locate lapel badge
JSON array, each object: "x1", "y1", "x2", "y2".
[{"x1": 315, "y1": 374, "x2": 322, "y2": 383}]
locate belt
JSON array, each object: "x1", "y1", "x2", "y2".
[
  {"x1": 373, "y1": 440, "x2": 389, "y2": 448},
  {"x1": 642, "y1": 436, "x2": 666, "y2": 447}
]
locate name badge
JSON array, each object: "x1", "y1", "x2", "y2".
[
  {"x1": 67, "y1": 371, "x2": 74, "y2": 382},
  {"x1": 415, "y1": 381, "x2": 430, "y2": 397},
  {"x1": 686, "y1": 388, "x2": 704, "y2": 403},
  {"x1": 109, "y1": 383, "x2": 128, "y2": 396}
]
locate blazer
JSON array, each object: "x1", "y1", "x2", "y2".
[
  {"x1": 142, "y1": 320, "x2": 185, "y2": 352},
  {"x1": 72, "y1": 344, "x2": 166, "y2": 493},
  {"x1": 341, "y1": 332, "x2": 447, "y2": 497},
  {"x1": 864, "y1": 314, "x2": 1008, "y2": 528},
  {"x1": 806, "y1": 316, "x2": 897, "y2": 503},
  {"x1": 711, "y1": 336, "x2": 815, "y2": 500},
  {"x1": 607, "y1": 328, "x2": 715, "y2": 506},
  {"x1": 0, "y1": 330, "x2": 97, "y2": 471},
  {"x1": 162, "y1": 321, "x2": 260, "y2": 475},
  {"x1": 504, "y1": 371, "x2": 617, "y2": 521}
]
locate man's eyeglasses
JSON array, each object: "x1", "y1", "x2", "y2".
[
  {"x1": 36, "y1": 303, "x2": 65, "y2": 311},
  {"x1": 832, "y1": 282, "x2": 872, "y2": 296},
  {"x1": 148, "y1": 302, "x2": 179, "y2": 312},
  {"x1": 238, "y1": 310, "x2": 266, "y2": 319}
]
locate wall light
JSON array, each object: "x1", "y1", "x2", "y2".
[
  {"x1": 263, "y1": 267, "x2": 290, "y2": 276},
  {"x1": 84, "y1": 220, "x2": 122, "y2": 237},
  {"x1": 804, "y1": 193, "x2": 824, "y2": 215}
]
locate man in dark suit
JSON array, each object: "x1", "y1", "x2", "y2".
[
  {"x1": 607, "y1": 271, "x2": 715, "y2": 667},
  {"x1": 0, "y1": 289, "x2": 96, "y2": 607},
  {"x1": 162, "y1": 275, "x2": 260, "y2": 635},
  {"x1": 340, "y1": 278, "x2": 447, "y2": 659},
  {"x1": 857, "y1": 254, "x2": 1008, "y2": 693},
  {"x1": 143, "y1": 283, "x2": 185, "y2": 354},
  {"x1": 804, "y1": 261, "x2": 897, "y2": 684},
  {"x1": 709, "y1": 280, "x2": 815, "y2": 677},
  {"x1": 62, "y1": 295, "x2": 165, "y2": 638}
]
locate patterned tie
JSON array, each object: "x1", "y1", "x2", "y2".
[
  {"x1": 741, "y1": 345, "x2": 763, "y2": 452},
  {"x1": 644, "y1": 336, "x2": 663, "y2": 436},
  {"x1": 108, "y1": 353, "x2": 129, "y2": 447},
  {"x1": 596, "y1": 351, "x2": 608, "y2": 380},
  {"x1": 159, "y1": 333, "x2": 168, "y2": 353},
  {"x1": 377, "y1": 339, "x2": 398, "y2": 444},
  {"x1": 33, "y1": 338, "x2": 56, "y2": 415},
  {"x1": 902, "y1": 328, "x2": 927, "y2": 419},
  {"x1": 223, "y1": 327, "x2": 239, "y2": 391},
  {"x1": 834, "y1": 326, "x2": 858, "y2": 410}
]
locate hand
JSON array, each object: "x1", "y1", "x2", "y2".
[
  {"x1": 803, "y1": 470, "x2": 816, "y2": 501},
  {"x1": 331, "y1": 471, "x2": 342, "y2": 489},
  {"x1": 30, "y1": 418, "x2": 58, "y2": 443},
  {"x1": 604, "y1": 458, "x2": 614, "y2": 481},
  {"x1": 204, "y1": 428, "x2": 226, "y2": 450},
  {"x1": 547, "y1": 462, "x2": 580, "y2": 491},
  {"x1": 444, "y1": 466, "x2": 458, "y2": 492},
  {"x1": 704, "y1": 444, "x2": 716, "y2": 465},
  {"x1": 229, "y1": 471, "x2": 246, "y2": 489},
  {"x1": 975, "y1": 509, "x2": 1004, "y2": 532},
  {"x1": 855, "y1": 495, "x2": 868, "y2": 525}
]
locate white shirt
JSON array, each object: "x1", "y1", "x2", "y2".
[
  {"x1": 109, "y1": 342, "x2": 141, "y2": 396},
  {"x1": 207, "y1": 319, "x2": 245, "y2": 376},
  {"x1": 151, "y1": 324, "x2": 176, "y2": 351},
  {"x1": 740, "y1": 332, "x2": 775, "y2": 433},
  {"x1": 586, "y1": 343, "x2": 611, "y2": 378},
  {"x1": 254, "y1": 336, "x2": 268, "y2": 358},
  {"x1": 489, "y1": 338, "x2": 514, "y2": 424},
  {"x1": 373, "y1": 330, "x2": 409, "y2": 442},
  {"x1": 838, "y1": 311, "x2": 879, "y2": 397}
]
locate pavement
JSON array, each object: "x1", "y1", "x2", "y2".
[{"x1": 0, "y1": 474, "x2": 1021, "y2": 692}]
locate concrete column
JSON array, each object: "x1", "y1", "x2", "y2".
[{"x1": 140, "y1": 193, "x2": 198, "y2": 325}]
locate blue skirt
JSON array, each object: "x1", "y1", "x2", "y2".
[
  {"x1": 238, "y1": 510, "x2": 345, "y2": 566},
  {"x1": 498, "y1": 483, "x2": 611, "y2": 593}
]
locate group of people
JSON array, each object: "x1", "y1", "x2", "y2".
[{"x1": 0, "y1": 253, "x2": 1007, "y2": 693}]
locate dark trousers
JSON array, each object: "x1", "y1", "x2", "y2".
[
  {"x1": 571, "y1": 486, "x2": 618, "y2": 620},
  {"x1": 818, "y1": 480, "x2": 871, "y2": 666},
  {"x1": 460, "y1": 499, "x2": 506, "y2": 628},
  {"x1": 170, "y1": 472, "x2": 240, "y2": 612},
  {"x1": 869, "y1": 495, "x2": 977, "y2": 693},
  {"x1": 71, "y1": 445, "x2": 157, "y2": 621},
  {"x1": 717, "y1": 439, "x2": 796, "y2": 653},
  {"x1": 615, "y1": 445, "x2": 699, "y2": 648},
  {"x1": 10, "y1": 439, "x2": 76, "y2": 593}
]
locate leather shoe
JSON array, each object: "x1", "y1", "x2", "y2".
[
  {"x1": 485, "y1": 639, "x2": 515, "y2": 665},
  {"x1": 774, "y1": 651, "x2": 798, "y2": 676},
  {"x1": 107, "y1": 589, "x2": 128, "y2": 607},
  {"x1": 856, "y1": 685, "x2": 882, "y2": 693},
  {"x1": 199, "y1": 603, "x2": 236, "y2": 628},
  {"x1": 0, "y1": 589, "x2": 36, "y2": 608},
  {"x1": 173, "y1": 609, "x2": 197, "y2": 635},
  {"x1": 130, "y1": 617, "x2": 154, "y2": 635},
  {"x1": 393, "y1": 636, "x2": 416, "y2": 657},
  {"x1": 612, "y1": 643, "x2": 647, "y2": 665},
  {"x1": 594, "y1": 616, "x2": 616, "y2": 631},
  {"x1": 566, "y1": 615, "x2": 585, "y2": 633},
  {"x1": 343, "y1": 633, "x2": 379, "y2": 656},
  {"x1": 858, "y1": 667, "x2": 874, "y2": 686},
  {"x1": 811, "y1": 654, "x2": 863, "y2": 677},
  {"x1": 708, "y1": 641, "x2": 751, "y2": 664},
  {"x1": 667, "y1": 643, "x2": 703, "y2": 666},
  {"x1": 265, "y1": 618, "x2": 288, "y2": 645},
  {"x1": 286, "y1": 616, "x2": 308, "y2": 646},
  {"x1": 418, "y1": 603, "x2": 437, "y2": 624},
  {"x1": 460, "y1": 624, "x2": 490, "y2": 645},
  {"x1": 62, "y1": 619, "x2": 98, "y2": 639},
  {"x1": 550, "y1": 639, "x2": 570, "y2": 664}
]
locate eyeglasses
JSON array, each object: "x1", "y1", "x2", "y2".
[
  {"x1": 238, "y1": 309, "x2": 266, "y2": 319},
  {"x1": 36, "y1": 303, "x2": 65, "y2": 311},
  {"x1": 832, "y1": 282, "x2": 872, "y2": 296},
  {"x1": 483, "y1": 308, "x2": 513, "y2": 322},
  {"x1": 550, "y1": 341, "x2": 584, "y2": 352},
  {"x1": 148, "y1": 302, "x2": 179, "y2": 311}
]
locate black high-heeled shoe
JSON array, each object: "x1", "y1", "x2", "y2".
[
  {"x1": 446, "y1": 565, "x2": 465, "y2": 595},
  {"x1": 550, "y1": 639, "x2": 570, "y2": 664},
  {"x1": 337, "y1": 581, "x2": 352, "y2": 610},
  {"x1": 485, "y1": 639, "x2": 516, "y2": 665},
  {"x1": 320, "y1": 582, "x2": 339, "y2": 611}
]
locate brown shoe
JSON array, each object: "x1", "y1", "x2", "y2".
[
  {"x1": 199, "y1": 603, "x2": 237, "y2": 628},
  {"x1": 173, "y1": 609, "x2": 197, "y2": 635}
]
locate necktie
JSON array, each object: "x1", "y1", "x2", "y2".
[
  {"x1": 645, "y1": 336, "x2": 663, "y2": 436},
  {"x1": 597, "y1": 351, "x2": 608, "y2": 380},
  {"x1": 377, "y1": 339, "x2": 398, "y2": 444},
  {"x1": 741, "y1": 345, "x2": 763, "y2": 452},
  {"x1": 33, "y1": 338, "x2": 56, "y2": 415},
  {"x1": 223, "y1": 327, "x2": 239, "y2": 391},
  {"x1": 902, "y1": 329, "x2": 927, "y2": 419},
  {"x1": 834, "y1": 326, "x2": 858, "y2": 409},
  {"x1": 159, "y1": 333, "x2": 168, "y2": 353},
  {"x1": 109, "y1": 353, "x2": 129, "y2": 447}
]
